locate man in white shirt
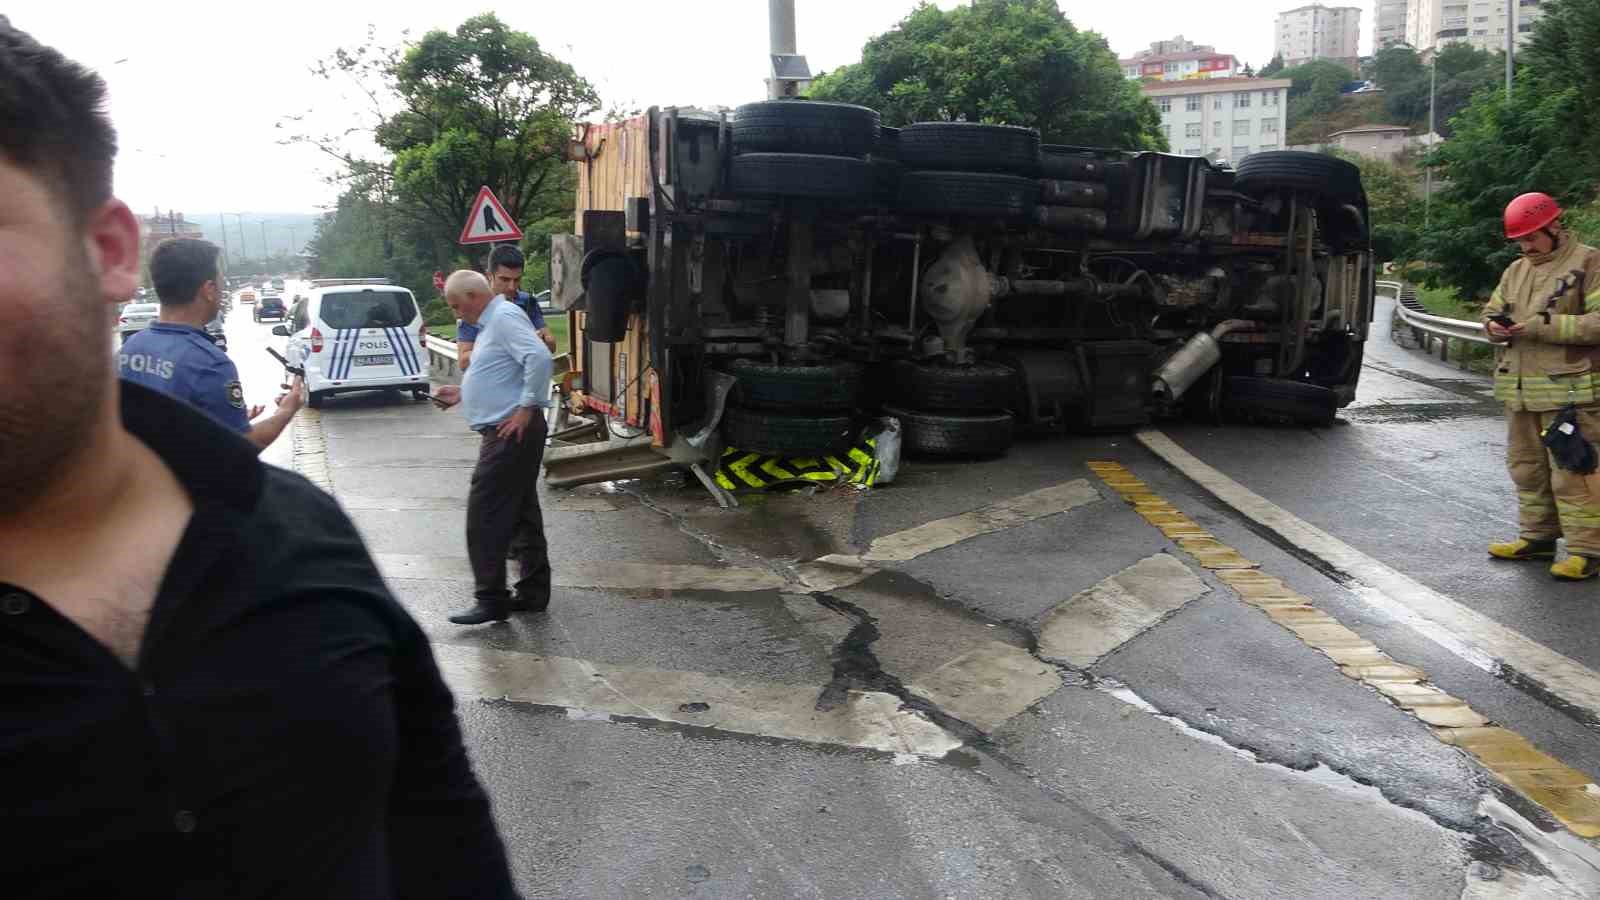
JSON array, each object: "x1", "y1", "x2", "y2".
[{"x1": 432, "y1": 270, "x2": 554, "y2": 625}]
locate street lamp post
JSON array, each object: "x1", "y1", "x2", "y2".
[{"x1": 1425, "y1": 51, "x2": 1436, "y2": 228}]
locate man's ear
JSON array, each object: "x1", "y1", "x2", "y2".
[{"x1": 84, "y1": 200, "x2": 142, "y2": 305}]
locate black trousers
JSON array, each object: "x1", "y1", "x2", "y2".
[{"x1": 466, "y1": 418, "x2": 551, "y2": 609}]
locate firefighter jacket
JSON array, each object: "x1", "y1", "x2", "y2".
[{"x1": 1481, "y1": 238, "x2": 1600, "y2": 411}]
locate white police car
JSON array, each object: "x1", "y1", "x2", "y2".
[{"x1": 273, "y1": 279, "x2": 429, "y2": 408}]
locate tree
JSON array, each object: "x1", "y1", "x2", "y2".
[
  {"x1": 1419, "y1": 0, "x2": 1600, "y2": 298},
  {"x1": 1328, "y1": 150, "x2": 1422, "y2": 263},
  {"x1": 1370, "y1": 44, "x2": 1429, "y2": 124},
  {"x1": 1258, "y1": 55, "x2": 1284, "y2": 78},
  {"x1": 1278, "y1": 59, "x2": 1357, "y2": 133},
  {"x1": 807, "y1": 0, "x2": 1164, "y2": 150},
  {"x1": 286, "y1": 15, "x2": 597, "y2": 300}
]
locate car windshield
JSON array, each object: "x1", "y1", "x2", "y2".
[{"x1": 319, "y1": 290, "x2": 416, "y2": 329}]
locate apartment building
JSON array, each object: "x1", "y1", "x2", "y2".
[
  {"x1": 1405, "y1": 0, "x2": 1547, "y2": 53},
  {"x1": 1119, "y1": 35, "x2": 1240, "y2": 81},
  {"x1": 1375, "y1": 0, "x2": 1409, "y2": 49},
  {"x1": 1275, "y1": 4, "x2": 1362, "y2": 70},
  {"x1": 1142, "y1": 78, "x2": 1293, "y2": 163}
]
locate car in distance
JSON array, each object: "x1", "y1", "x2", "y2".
[
  {"x1": 116, "y1": 302, "x2": 159, "y2": 343},
  {"x1": 254, "y1": 295, "x2": 287, "y2": 323}
]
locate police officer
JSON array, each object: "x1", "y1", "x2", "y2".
[
  {"x1": 1483, "y1": 193, "x2": 1600, "y2": 580},
  {"x1": 455, "y1": 243, "x2": 556, "y2": 370},
  {"x1": 119, "y1": 238, "x2": 303, "y2": 452}
]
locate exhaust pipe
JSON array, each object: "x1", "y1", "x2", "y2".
[{"x1": 1151, "y1": 320, "x2": 1251, "y2": 402}]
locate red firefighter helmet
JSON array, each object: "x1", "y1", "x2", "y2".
[{"x1": 1504, "y1": 192, "x2": 1563, "y2": 239}]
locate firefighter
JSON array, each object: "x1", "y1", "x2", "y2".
[{"x1": 1483, "y1": 192, "x2": 1600, "y2": 580}]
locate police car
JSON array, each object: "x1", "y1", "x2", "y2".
[{"x1": 273, "y1": 279, "x2": 430, "y2": 408}]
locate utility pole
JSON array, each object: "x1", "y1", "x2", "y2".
[
  {"x1": 1425, "y1": 51, "x2": 1436, "y2": 228},
  {"x1": 218, "y1": 214, "x2": 230, "y2": 266},
  {"x1": 260, "y1": 221, "x2": 269, "y2": 260},
  {"x1": 1506, "y1": 1, "x2": 1515, "y2": 99}
]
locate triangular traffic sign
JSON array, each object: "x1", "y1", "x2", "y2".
[{"x1": 458, "y1": 186, "x2": 524, "y2": 245}]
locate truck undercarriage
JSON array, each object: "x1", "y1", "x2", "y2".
[{"x1": 550, "y1": 103, "x2": 1373, "y2": 481}]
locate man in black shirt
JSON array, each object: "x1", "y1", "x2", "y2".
[{"x1": 0, "y1": 20, "x2": 518, "y2": 899}]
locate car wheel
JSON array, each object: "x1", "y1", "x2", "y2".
[
  {"x1": 307, "y1": 391, "x2": 326, "y2": 410},
  {"x1": 884, "y1": 406, "x2": 1015, "y2": 458},
  {"x1": 728, "y1": 359, "x2": 863, "y2": 412},
  {"x1": 897, "y1": 122, "x2": 1042, "y2": 176},
  {"x1": 897, "y1": 171, "x2": 1039, "y2": 220},
  {"x1": 1220, "y1": 376, "x2": 1338, "y2": 426},
  {"x1": 731, "y1": 100, "x2": 880, "y2": 157},
  {"x1": 728, "y1": 153, "x2": 873, "y2": 200},
  {"x1": 720, "y1": 407, "x2": 856, "y2": 457},
  {"x1": 886, "y1": 360, "x2": 1019, "y2": 412}
]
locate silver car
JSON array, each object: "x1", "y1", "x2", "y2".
[{"x1": 117, "y1": 302, "x2": 159, "y2": 343}]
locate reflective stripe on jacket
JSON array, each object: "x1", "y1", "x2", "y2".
[{"x1": 1481, "y1": 239, "x2": 1600, "y2": 411}]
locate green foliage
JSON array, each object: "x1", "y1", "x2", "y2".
[
  {"x1": 1420, "y1": 0, "x2": 1600, "y2": 298},
  {"x1": 421, "y1": 297, "x2": 454, "y2": 327},
  {"x1": 289, "y1": 15, "x2": 595, "y2": 305},
  {"x1": 807, "y1": 0, "x2": 1164, "y2": 149},
  {"x1": 1365, "y1": 43, "x2": 1503, "y2": 138},
  {"x1": 1277, "y1": 59, "x2": 1356, "y2": 134},
  {"x1": 1258, "y1": 54, "x2": 1284, "y2": 78}
]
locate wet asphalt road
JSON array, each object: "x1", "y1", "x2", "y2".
[{"x1": 226, "y1": 299, "x2": 1600, "y2": 899}]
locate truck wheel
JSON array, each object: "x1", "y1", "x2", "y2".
[
  {"x1": 875, "y1": 125, "x2": 900, "y2": 160},
  {"x1": 1220, "y1": 376, "x2": 1338, "y2": 426},
  {"x1": 887, "y1": 360, "x2": 1018, "y2": 412},
  {"x1": 729, "y1": 359, "x2": 863, "y2": 412},
  {"x1": 731, "y1": 101, "x2": 880, "y2": 157},
  {"x1": 721, "y1": 407, "x2": 856, "y2": 457},
  {"x1": 729, "y1": 153, "x2": 873, "y2": 200},
  {"x1": 885, "y1": 406, "x2": 1015, "y2": 458},
  {"x1": 1234, "y1": 151, "x2": 1365, "y2": 209},
  {"x1": 897, "y1": 171, "x2": 1038, "y2": 220},
  {"x1": 897, "y1": 122, "x2": 1041, "y2": 176}
]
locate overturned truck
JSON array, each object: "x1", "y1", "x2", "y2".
[{"x1": 546, "y1": 101, "x2": 1372, "y2": 486}]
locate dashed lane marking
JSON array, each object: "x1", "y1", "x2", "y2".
[
  {"x1": 1136, "y1": 429, "x2": 1600, "y2": 725},
  {"x1": 374, "y1": 554, "x2": 787, "y2": 593},
  {"x1": 1036, "y1": 553, "x2": 1211, "y2": 669},
  {"x1": 431, "y1": 643, "x2": 963, "y2": 757},
  {"x1": 1089, "y1": 459, "x2": 1600, "y2": 841}
]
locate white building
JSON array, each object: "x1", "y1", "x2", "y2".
[
  {"x1": 1275, "y1": 4, "x2": 1362, "y2": 70},
  {"x1": 1375, "y1": 0, "x2": 1409, "y2": 49},
  {"x1": 1143, "y1": 78, "x2": 1292, "y2": 163},
  {"x1": 1404, "y1": 0, "x2": 1546, "y2": 53},
  {"x1": 1119, "y1": 36, "x2": 1240, "y2": 81}
]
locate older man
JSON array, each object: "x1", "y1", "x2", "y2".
[
  {"x1": 432, "y1": 270, "x2": 554, "y2": 624},
  {"x1": 0, "y1": 20, "x2": 516, "y2": 898}
]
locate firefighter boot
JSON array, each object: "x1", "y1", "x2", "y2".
[
  {"x1": 1488, "y1": 538, "x2": 1558, "y2": 560},
  {"x1": 1550, "y1": 555, "x2": 1600, "y2": 581}
]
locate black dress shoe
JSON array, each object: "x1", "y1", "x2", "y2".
[
  {"x1": 508, "y1": 594, "x2": 550, "y2": 614},
  {"x1": 448, "y1": 603, "x2": 509, "y2": 625}
]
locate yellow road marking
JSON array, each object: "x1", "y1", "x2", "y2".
[{"x1": 1089, "y1": 460, "x2": 1600, "y2": 841}]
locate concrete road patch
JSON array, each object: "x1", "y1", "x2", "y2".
[{"x1": 1037, "y1": 553, "x2": 1210, "y2": 668}]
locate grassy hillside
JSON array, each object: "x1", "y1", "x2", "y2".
[{"x1": 1287, "y1": 93, "x2": 1397, "y2": 145}]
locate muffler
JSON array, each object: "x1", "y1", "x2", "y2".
[{"x1": 1151, "y1": 321, "x2": 1250, "y2": 402}]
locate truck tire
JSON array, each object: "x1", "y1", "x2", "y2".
[
  {"x1": 729, "y1": 359, "x2": 863, "y2": 412},
  {"x1": 887, "y1": 360, "x2": 1018, "y2": 412},
  {"x1": 885, "y1": 406, "x2": 1015, "y2": 458},
  {"x1": 1234, "y1": 151, "x2": 1365, "y2": 208},
  {"x1": 1220, "y1": 376, "x2": 1338, "y2": 426},
  {"x1": 898, "y1": 122, "x2": 1041, "y2": 176},
  {"x1": 897, "y1": 171, "x2": 1039, "y2": 220},
  {"x1": 875, "y1": 125, "x2": 900, "y2": 160},
  {"x1": 731, "y1": 101, "x2": 880, "y2": 157},
  {"x1": 729, "y1": 153, "x2": 873, "y2": 200},
  {"x1": 721, "y1": 407, "x2": 857, "y2": 457}
]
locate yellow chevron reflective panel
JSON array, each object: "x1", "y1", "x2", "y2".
[
  {"x1": 712, "y1": 442, "x2": 882, "y2": 492},
  {"x1": 760, "y1": 458, "x2": 797, "y2": 481},
  {"x1": 727, "y1": 452, "x2": 766, "y2": 488}
]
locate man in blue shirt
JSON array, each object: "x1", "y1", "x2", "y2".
[
  {"x1": 119, "y1": 239, "x2": 303, "y2": 452},
  {"x1": 454, "y1": 244, "x2": 555, "y2": 370},
  {"x1": 432, "y1": 270, "x2": 554, "y2": 625}
]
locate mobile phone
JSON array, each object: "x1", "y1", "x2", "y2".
[
  {"x1": 1488, "y1": 314, "x2": 1516, "y2": 327},
  {"x1": 429, "y1": 394, "x2": 452, "y2": 409}
]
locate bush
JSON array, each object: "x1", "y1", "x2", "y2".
[{"x1": 422, "y1": 297, "x2": 454, "y2": 327}]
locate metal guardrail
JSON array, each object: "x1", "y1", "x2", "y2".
[{"x1": 1381, "y1": 279, "x2": 1491, "y2": 368}]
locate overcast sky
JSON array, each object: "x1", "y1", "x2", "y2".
[{"x1": 10, "y1": 0, "x2": 1362, "y2": 215}]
